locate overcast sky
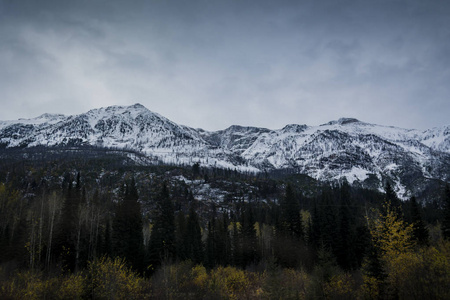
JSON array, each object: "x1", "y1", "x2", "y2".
[{"x1": 0, "y1": 0, "x2": 449, "y2": 131}]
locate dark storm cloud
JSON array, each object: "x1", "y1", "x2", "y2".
[{"x1": 0, "y1": 0, "x2": 449, "y2": 130}]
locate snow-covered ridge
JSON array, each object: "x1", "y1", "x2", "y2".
[
  {"x1": 0, "y1": 113, "x2": 66, "y2": 129},
  {"x1": 0, "y1": 103, "x2": 449, "y2": 199}
]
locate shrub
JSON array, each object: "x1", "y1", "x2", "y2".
[
  {"x1": 84, "y1": 256, "x2": 144, "y2": 299},
  {"x1": 0, "y1": 270, "x2": 83, "y2": 299}
]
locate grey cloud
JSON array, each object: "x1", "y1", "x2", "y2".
[{"x1": 0, "y1": 0, "x2": 449, "y2": 130}]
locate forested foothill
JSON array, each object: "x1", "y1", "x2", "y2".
[{"x1": 0, "y1": 147, "x2": 449, "y2": 299}]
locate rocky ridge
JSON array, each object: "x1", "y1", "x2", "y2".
[{"x1": 1, "y1": 103, "x2": 449, "y2": 198}]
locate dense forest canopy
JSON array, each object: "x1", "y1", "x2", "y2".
[{"x1": 0, "y1": 148, "x2": 449, "y2": 299}]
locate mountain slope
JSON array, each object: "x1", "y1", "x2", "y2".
[{"x1": 1, "y1": 104, "x2": 449, "y2": 198}]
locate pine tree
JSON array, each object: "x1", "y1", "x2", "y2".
[
  {"x1": 241, "y1": 206, "x2": 259, "y2": 268},
  {"x1": 185, "y1": 203, "x2": 203, "y2": 264},
  {"x1": 279, "y1": 184, "x2": 302, "y2": 240},
  {"x1": 112, "y1": 178, "x2": 144, "y2": 272},
  {"x1": 309, "y1": 200, "x2": 322, "y2": 250},
  {"x1": 337, "y1": 181, "x2": 354, "y2": 270},
  {"x1": 147, "y1": 183, "x2": 175, "y2": 269},
  {"x1": 384, "y1": 182, "x2": 402, "y2": 215},
  {"x1": 217, "y1": 213, "x2": 232, "y2": 266},
  {"x1": 205, "y1": 212, "x2": 231, "y2": 267},
  {"x1": 272, "y1": 185, "x2": 306, "y2": 268},
  {"x1": 205, "y1": 219, "x2": 216, "y2": 268},
  {"x1": 354, "y1": 224, "x2": 370, "y2": 268},
  {"x1": 175, "y1": 212, "x2": 187, "y2": 260},
  {"x1": 363, "y1": 240, "x2": 386, "y2": 281},
  {"x1": 321, "y1": 190, "x2": 339, "y2": 256},
  {"x1": 442, "y1": 185, "x2": 450, "y2": 240},
  {"x1": 410, "y1": 196, "x2": 429, "y2": 246},
  {"x1": 231, "y1": 220, "x2": 242, "y2": 267}
]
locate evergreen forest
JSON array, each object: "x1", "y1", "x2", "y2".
[{"x1": 0, "y1": 148, "x2": 449, "y2": 299}]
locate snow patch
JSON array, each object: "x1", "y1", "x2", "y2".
[{"x1": 343, "y1": 167, "x2": 369, "y2": 183}]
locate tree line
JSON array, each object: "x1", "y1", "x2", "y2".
[{"x1": 0, "y1": 163, "x2": 449, "y2": 299}]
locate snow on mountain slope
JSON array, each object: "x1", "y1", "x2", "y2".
[
  {"x1": 0, "y1": 113, "x2": 66, "y2": 130},
  {"x1": 201, "y1": 125, "x2": 271, "y2": 154},
  {"x1": 241, "y1": 118, "x2": 450, "y2": 196},
  {"x1": 0, "y1": 104, "x2": 449, "y2": 198},
  {"x1": 420, "y1": 125, "x2": 450, "y2": 153}
]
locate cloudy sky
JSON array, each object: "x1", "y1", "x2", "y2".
[{"x1": 1, "y1": 0, "x2": 449, "y2": 131}]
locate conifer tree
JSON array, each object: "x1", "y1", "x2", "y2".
[
  {"x1": 112, "y1": 178, "x2": 144, "y2": 272},
  {"x1": 442, "y1": 185, "x2": 450, "y2": 240},
  {"x1": 147, "y1": 183, "x2": 175, "y2": 269},
  {"x1": 232, "y1": 220, "x2": 242, "y2": 267},
  {"x1": 337, "y1": 181, "x2": 354, "y2": 270},
  {"x1": 410, "y1": 196, "x2": 429, "y2": 245},
  {"x1": 205, "y1": 212, "x2": 231, "y2": 267},
  {"x1": 384, "y1": 182, "x2": 402, "y2": 215},
  {"x1": 354, "y1": 224, "x2": 371, "y2": 268},
  {"x1": 185, "y1": 203, "x2": 203, "y2": 264},
  {"x1": 320, "y1": 190, "x2": 339, "y2": 255},
  {"x1": 272, "y1": 185, "x2": 305, "y2": 268},
  {"x1": 207, "y1": 205, "x2": 233, "y2": 268},
  {"x1": 205, "y1": 219, "x2": 216, "y2": 268},
  {"x1": 279, "y1": 184, "x2": 302, "y2": 240},
  {"x1": 363, "y1": 240, "x2": 386, "y2": 282},
  {"x1": 175, "y1": 212, "x2": 187, "y2": 260},
  {"x1": 241, "y1": 206, "x2": 259, "y2": 267},
  {"x1": 309, "y1": 200, "x2": 322, "y2": 250},
  {"x1": 217, "y1": 213, "x2": 232, "y2": 266}
]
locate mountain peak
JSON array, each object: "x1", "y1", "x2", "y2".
[
  {"x1": 36, "y1": 113, "x2": 66, "y2": 119},
  {"x1": 337, "y1": 117, "x2": 360, "y2": 124},
  {"x1": 281, "y1": 124, "x2": 308, "y2": 133},
  {"x1": 85, "y1": 103, "x2": 156, "y2": 120},
  {"x1": 128, "y1": 103, "x2": 147, "y2": 110},
  {"x1": 110, "y1": 103, "x2": 148, "y2": 112},
  {"x1": 324, "y1": 118, "x2": 361, "y2": 126}
]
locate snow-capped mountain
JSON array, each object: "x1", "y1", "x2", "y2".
[{"x1": 1, "y1": 104, "x2": 449, "y2": 198}]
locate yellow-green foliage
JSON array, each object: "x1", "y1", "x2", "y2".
[
  {"x1": 388, "y1": 241, "x2": 450, "y2": 300},
  {"x1": 208, "y1": 266, "x2": 250, "y2": 300},
  {"x1": 264, "y1": 268, "x2": 310, "y2": 300},
  {"x1": 301, "y1": 209, "x2": 311, "y2": 235},
  {"x1": 365, "y1": 203, "x2": 450, "y2": 299},
  {"x1": 0, "y1": 270, "x2": 83, "y2": 299},
  {"x1": 151, "y1": 263, "x2": 262, "y2": 299},
  {"x1": 228, "y1": 221, "x2": 242, "y2": 232},
  {"x1": 191, "y1": 264, "x2": 208, "y2": 288},
  {"x1": 58, "y1": 274, "x2": 84, "y2": 299},
  {"x1": 360, "y1": 274, "x2": 379, "y2": 300},
  {"x1": 369, "y1": 203, "x2": 414, "y2": 257},
  {"x1": 85, "y1": 256, "x2": 144, "y2": 300},
  {"x1": 323, "y1": 273, "x2": 357, "y2": 300},
  {"x1": 151, "y1": 260, "x2": 198, "y2": 298},
  {"x1": 1, "y1": 240, "x2": 448, "y2": 300},
  {"x1": 1, "y1": 270, "x2": 49, "y2": 300}
]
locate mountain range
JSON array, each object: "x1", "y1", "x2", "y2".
[{"x1": 1, "y1": 103, "x2": 449, "y2": 199}]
